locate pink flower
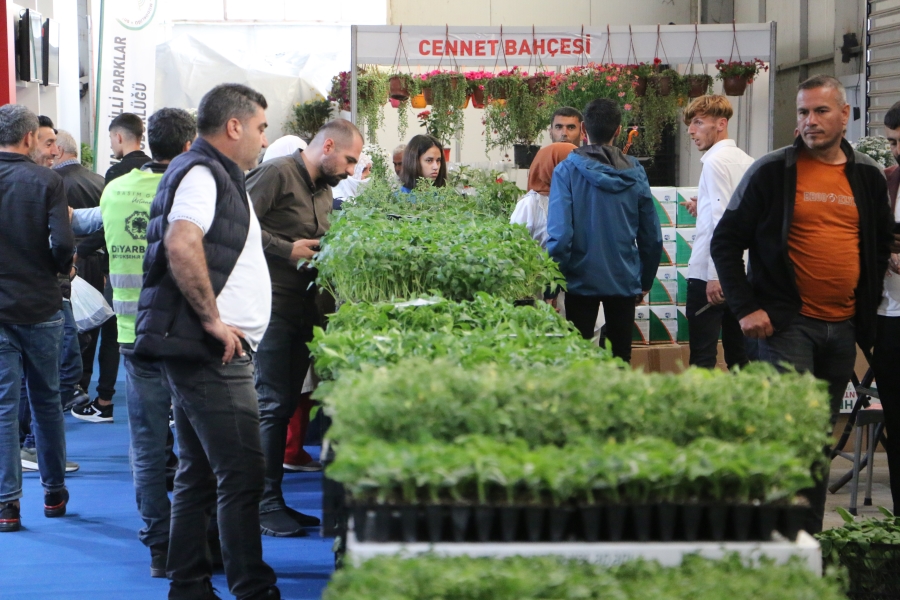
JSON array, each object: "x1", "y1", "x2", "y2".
[
  {"x1": 618, "y1": 92, "x2": 625, "y2": 97},
  {"x1": 624, "y1": 103, "x2": 633, "y2": 111}
]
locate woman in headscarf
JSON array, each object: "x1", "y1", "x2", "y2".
[
  {"x1": 331, "y1": 152, "x2": 373, "y2": 205},
  {"x1": 510, "y1": 142, "x2": 577, "y2": 248},
  {"x1": 262, "y1": 134, "x2": 307, "y2": 163}
]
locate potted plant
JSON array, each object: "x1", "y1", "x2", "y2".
[
  {"x1": 416, "y1": 110, "x2": 455, "y2": 159},
  {"x1": 681, "y1": 73, "x2": 714, "y2": 98},
  {"x1": 328, "y1": 71, "x2": 351, "y2": 111},
  {"x1": 464, "y1": 71, "x2": 493, "y2": 108},
  {"x1": 356, "y1": 69, "x2": 390, "y2": 143},
  {"x1": 388, "y1": 74, "x2": 421, "y2": 140},
  {"x1": 549, "y1": 64, "x2": 637, "y2": 128},
  {"x1": 628, "y1": 62, "x2": 655, "y2": 97},
  {"x1": 714, "y1": 58, "x2": 768, "y2": 96},
  {"x1": 484, "y1": 68, "x2": 523, "y2": 101},
  {"x1": 650, "y1": 67, "x2": 679, "y2": 97},
  {"x1": 418, "y1": 70, "x2": 467, "y2": 142},
  {"x1": 285, "y1": 98, "x2": 333, "y2": 142},
  {"x1": 484, "y1": 74, "x2": 552, "y2": 168}
]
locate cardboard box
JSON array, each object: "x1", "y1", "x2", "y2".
[
  {"x1": 676, "y1": 267, "x2": 689, "y2": 305},
  {"x1": 633, "y1": 306, "x2": 650, "y2": 344},
  {"x1": 676, "y1": 305, "x2": 690, "y2": 342},
  {"x1": 676, "y1": 228, "x2": 696, "y2": 267},
  {"x1": 660, "y1": 228, "x2": 677, "y2": 266},
  {"x1": 676, "y1": 187, "x2": 698, "y2": 227},
  {"x1": 649, "y1": 305, "x2": 678, "y2": 344},
  {"x1": 651, "y1": 186, "x2": 677, "y2": 227},
  {"x1": 631, "y1": 344, "x2": 688, "y2": 373},
  {"x1": 649, "y1": 266, "x2": 677, "y2": 304}
]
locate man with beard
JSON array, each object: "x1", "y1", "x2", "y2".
[{"x1": 246, "y1": 119, "x2": 362, "y2": 536}]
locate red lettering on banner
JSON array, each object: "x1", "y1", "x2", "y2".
[
  {"x1": 419, "y1": 40, "x2": 430, "y2": 55},
  {"x1": 586, "y1": 34, "x2": 591, "y2": 54},
  {"x1": 475, "y1": 40, "x2": 486, "y2": 56},
  {"x1": 433, "y1": 39, "x2": 443, "y2": 55},
  {"x1": 488, "y1": 39, "x2": 499, "y2": 55},
  {"x1": 518, "y1": 39, "x2": 532, "y2": 55},
  {"x1": 560, "y1": 38, "x2": 571, "y2": 54},
  {"x1": 532, "y1": 38, "x2": 545, "y2": 54},
  {"x1": 445, "y1": 40, "x2": 457, "y2": 55},
  {"x1": 460, "y1": 40, "x2": 473, "y2": 56},
  {"x1": 573, "y1": 38, "x2": 584, "y2": 54},
  {"x1": 505, "y1": 40, "x2": 518, "y2": 55},
  {"x1": 547, "y1": 39, "x2": 559, "y2": 56}
]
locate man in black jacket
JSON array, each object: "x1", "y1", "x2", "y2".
[
  {"x1": 0, "y1": 105, "x2": 75, "y2": 532},
  {"x1": 105, "y1": 113, "x2": 151, "y2": 184},
  {"x1": 711, "y1": 75, "x2": 894, "y2": 533}
]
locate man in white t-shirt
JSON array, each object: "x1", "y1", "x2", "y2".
[
  {"x1": 873, "y1": 100, "x2": 900, "y2": 515},
  {"x1": 134, "y1": 84, "x2": 279, "y2": 600},
  {"x1": 682, "y1": 95, "x2": 755, "y2": 370}
]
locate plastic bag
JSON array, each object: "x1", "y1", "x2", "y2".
[{"x1": 70, "y1": 275, "x2": 115, "y2": 333}]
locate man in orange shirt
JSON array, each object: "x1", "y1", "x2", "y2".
[{"x1": 711, "y1": 75, "x2": 894, "y2": 533}]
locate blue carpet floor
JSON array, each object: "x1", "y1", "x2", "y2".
[{"x1": 0, "y1": 360, "x2": 334, "y2": 599}]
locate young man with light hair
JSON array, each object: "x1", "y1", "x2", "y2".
[{"x1": 682, "y1": 95, "x2": 754, "y2": 370}]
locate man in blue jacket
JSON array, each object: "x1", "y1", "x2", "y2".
[{"x1": 547, "y1": 98, "x2": 662, "y2": 363}]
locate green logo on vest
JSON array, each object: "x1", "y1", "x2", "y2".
[{"x1": 125, "y1": 211, "x2": 150, "y2": 240}]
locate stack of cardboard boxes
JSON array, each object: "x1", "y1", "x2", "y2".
[{"x1": 633, "y1": 186, "x2": 698, "y2": 346}]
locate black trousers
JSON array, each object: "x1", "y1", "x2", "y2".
[
  {"x1": 873, "y1": 315, "x2": 900, "y2": 515},
  {"x1": 685, "y1": 278, "x2": 748, "y2": 370},
  {"x1": 78, "y1": 256, "x2": 118, "y2": 399},
  {"x1": 160, "y1": 354, "x2": 277, "y2": 600},
  {"x1": 565, "y1": 293, "x2": 635, "y2": 363}
]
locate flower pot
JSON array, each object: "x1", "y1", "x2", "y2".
[
  {"x1": 450, "y1": 506, "x2": 471, "y2": 542},
  {"x1": 399, "y1": 506, "x2": 419, "y2": 543},
  {"x1": 472, "y1": 87, "x2": 486, "y2": 108},
  {"x1": 513, "y1": 144, "x2": 541, "y2": 169},
  {"x1": 353, "y1": 506, "x2": 374, "y2": 542},
  {"x1": 634, "y1": 76, "x2": 648, "y2": 97},
  {"x1": 685, "y1": 74, "x2": 713, "y2": 98},
  {"x1": 525, "y1": 75, "x2": 549, "y2": 94},
  {"x1": 499, "y1": 506, "x2": 521, "y2": 542},
  {"x1": 722, "y1": 75, "x2": 749, "y2": 96},
  {"x1": 730, "y1": 505, "x2": 754, "y2": 542},
  {"x1": 680, "y1": 504, "x2": 702, "y2": 542},
  {"x1": 389, "y1": 98, "x2": 400, "y2": 109},
  {"x1": 524, "y1": 506, "x2": 546, "y2": 542},
  {"x1": 422, "y1": 87, "x2": 434, "y2": 105},
  {"x1": 425, "y1": 505, "x2": 446, "y2": 543},
  {"x1": 458, "y1": 94, "x2": 470, "y2": 109},
  {"x1": 705, "y1": 505, "x2": 728, "y2": 541},
  {"x1": 389, "y1": 75, "x2": 411, "y2": 100},
  {"x1": 605, "y1": 505, "x2": 626, "y2": 541},
  {"x1": 656, "y1": 503, "x2": 677, "y2": 542},
  {"x1": 630, "y1": 505, "x2": 653, "y2": 542},
  {"x1": 442, "y1": 148, "x2": 451, "y2": 163},
  {"x1": 755, "y1": 505, "x2": 779, "y2": 541},
  {"x1": 579, "y1": 506, "x2": 602, "y2": 542},
  {"x1": 652, "y1": 75, "x2": 673, "y2": 97},
  {"x1": 778, "y1": 505, "x2": 809, "y2": 541},
  {"x1": 410, "y1": 93, "x2": 427, "y2": 109},
  {"x1": 372, "y1": 506, "x2": 392, "y2": 542},
  {"x1": 474, "y1": 506, "x2": 496, "y2": 542},
  {"x1": 548, "y1": 507, "x2": 574, "y2": 542}
]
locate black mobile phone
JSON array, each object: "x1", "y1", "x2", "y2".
[
  {"x1": 894, "y1": 222, "x2": 900, "y2": 235},
  {"x1": 311, "y1": 245, "x2": 321, "y2": 252}
]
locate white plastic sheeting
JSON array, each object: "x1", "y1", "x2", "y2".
[{"x1": 154, "y1": 23, "x2": 351, "y2": 140}]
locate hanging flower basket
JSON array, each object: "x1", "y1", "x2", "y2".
[
  {"x1": 722, "y1": 75, "x2": 750, "y2": 96},
  {"x1": 633, "y1": 77, "x2": 648, "y2": 97},
  {"x1": 651, "y1": 74, "x2": 673, "y2": 97},
  {"x1": 411, "y1": 93, "x2": 427, "y2": 109},
  {"x1": 472, "y1": 87, "x2": 486, "y2": 109},
  {"x1": 525, "y1": 74, "x2": 551, "y2": 94},
  {"x1": 389, "y1": 75, "x2": 412, "y2": 101},
  {"x1": 423, "y1": 87, "x2": 434, "y2": 105},
  {"x1": 459, "y1": 95, "x2": 471, "y2": 109},
  {"x1": 684, "y1": 74, "x2": 713, "y2": 98},
  {"x1": 389, "y1": 98, "x2": 400, "y2": 108},
  {"x1": 465, "y1": 71, "x2": 493, "y2": 109},
  {"x1": 513, "y1": 144, "x2": 541, "y2": 169}
]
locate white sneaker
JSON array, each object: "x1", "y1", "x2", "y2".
[{"x1": 20, "y1": 447, "x2": 79, "y2": 473}]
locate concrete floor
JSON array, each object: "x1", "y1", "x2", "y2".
[{"x1": 823, "y1": 459, "x2": 895, "y2": 530}]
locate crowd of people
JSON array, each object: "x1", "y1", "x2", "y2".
[{"x1": 1, "y1": 73, "x2": 899, "y2": 599}]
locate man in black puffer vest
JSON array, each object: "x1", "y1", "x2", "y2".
[{"x1": 134, "y1": 84, "x2": 279, "y2": 600}]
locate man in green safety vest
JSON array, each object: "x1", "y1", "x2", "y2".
[{"x1": 99, "y1": 108, "x2": 204, "y2": 578}]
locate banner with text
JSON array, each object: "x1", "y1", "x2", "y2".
[{"x1": 93, "y1": 0, "x2": 158, "y2": 175}]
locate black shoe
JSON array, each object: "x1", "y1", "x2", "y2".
[
  {"x1": 150, "y1": 542, "x2": 167, "y2": 578},
  {"x1": 247, "y1": 587, "x2": 281, "y2": 600},
  {"x1": 44, "y1": 488, "x2": 69, "y2": 517},
  {"x1": 71, "y1": 398, "x2": 114, "y2": 423},
  {"x1": 259, "y1": 509, "x2": 307, "y2": 537},
  {"x1": 0, "y1": 502, "x2": 21, "y2": 532},
  {"x1": 63, "y1": 386, "x2": 91, "y2": 411},
  {"x1": 171, "y1": 579, "x2": 222, "y2": 600},
  {"x1": 284, "y1": 506, "x2": 321, "y2": 528}
]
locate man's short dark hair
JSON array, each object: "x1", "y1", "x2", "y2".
[
  {"x1": 582, "y1": 99, "x2": 622, "y2": 144},
  {"x1": 196, "y1": 83, "x2": 268, "y2": 136},
  {"x1": 109, "y1": 113, "x2": 144, "y2": 141},
  {"x1": 311, "y1": 118, "x2": 362, "y2": 149},
  {"x1": 148, "y1": 108, "x2": 197, "y2": 162},
  {"x1": 885, "y1": 101, "x2": 900, "y2": 131},
  {"x1": 0, "y1": 105, "x2": 39, "y2": 146},
  {"x1": 37, "y1": 115, "x2": 56, "y2": 133},
  {"x1": 551, "y1": 107, "x2": 583, "y2": 123}
]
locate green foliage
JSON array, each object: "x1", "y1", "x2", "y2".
[
  {"x1": 321, "y1": 359, "x2": 832, "y2": 467},
  {"x1": 357, "y1": 69, "x2": 390, "y2": 144},
  {"x1": 421, "y1": 71, "x2": 467, "y2": 146},
  {"x1": 80, "y1": 143, "x2": 94, "y2": 170},
  {"x1": 817, "y1": 510, "x2": 900, "y2": 567},
  {"x1": 323, "y1": 554, "x2": 846, "y2": 600},
  {"x1": 363, "y1": 144, "x2": 391, "y2": 182},
  {"x1": 855, "y1": 136, "x2": 897, "y2": 168},
  {"x1": 484, "y1": 75, "x2": 553, "y2": 150},
  {"x1": 389, "y1": 74, "x2": 422, "y2": 140},
  {"x1": 284, "y1": 99, "x2": 332, "y2": 141},
  {"x1": 550, "y1": 63, "x2": 638, "y2": 127},
  {"x1": 633, "y1": 83, "x2": 683, "y2": 158}
]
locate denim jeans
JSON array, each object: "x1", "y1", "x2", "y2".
[
  {"x1": 160, "y1": 354, "x2": 276, "y2": 600},
  {"x1": 124, "y1": 353, "x2": 173, "y2": 547},
  {"x1": 686, "y1": 278, "x2": 748, "y2": 370},
  {"x1": 255, "y1": 312, "x2": 314, "y2": 513},
  {"x1": 759, "y1": 313, "x2": 857, "y2": 535},
  {"x1": 0, "y1": 311, "x2": 66, "y2": 502},
  {"x1": 19, "y1": 300, "x2": 82, "y2": 449}
]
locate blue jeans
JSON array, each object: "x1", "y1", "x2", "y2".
[
  {"x1": 124, "y1": 353, "x2": 172, "y2": 547},
  {"x1": 0, "y1": 311, "x2": 66, "y2": 502},
  {"x1": 19, "y1": 299, "x2": 82, "y2": 449}
]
